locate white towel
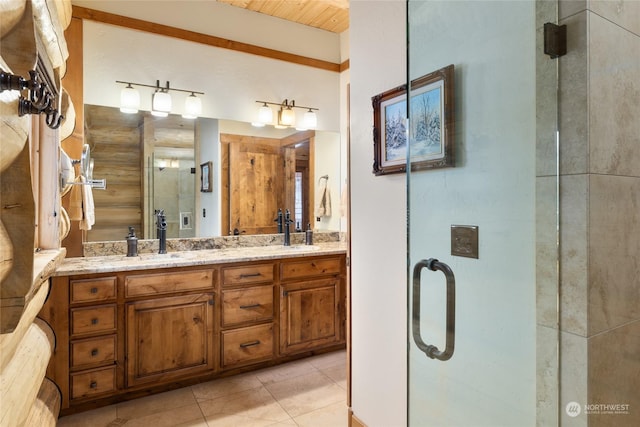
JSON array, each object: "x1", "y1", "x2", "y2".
[
  {"x1": 315, "y1": 177, "x2": 332, "y2": 217},
  {"x1": 79, "y1": 175, "x2": 95, "y2": 230},
  {"x1": 69, "y1": 175, "x2": 95, "y2": 230}
]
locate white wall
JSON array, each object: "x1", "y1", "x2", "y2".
[
  {"x1": 82, "y1": 21, "x2": 340, "y2": 130},
  {"x1": 196, "y1": 118, "x2": 219, "y2": 236},
  {"x1": 73, "y1": 0, "x2": 342, "y2": 63},
  {"x1": 314, "y1": 132, "x2": 342, "y2": 231},
  {"x1": 350, "y1": 1, "x2": 408, "y2": 426}
]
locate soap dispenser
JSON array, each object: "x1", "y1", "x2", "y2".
[
  {"x1": 126, "y1": 226, "x2": 138, "y2": 257},
  {"x1": 305, "y1": 223, "x2": 313, "y2": 245}
]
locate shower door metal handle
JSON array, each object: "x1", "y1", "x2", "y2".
[{"x1": 412, "y1": 258, "x2": 456, "y2": 361}]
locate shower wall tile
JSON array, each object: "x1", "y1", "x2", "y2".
[
  {"x1": 536, "y1": 24, "x2": 559, "y2": 178},
  {"x1": 559, "y1": 12, "x2": 589, "y2": 175},
  {"x1": 591, "y1": 0, "x2": 640, "y2": 35},
  {"x1": 589, "y1": 14, "x2": 640, "y2": 177},
  {"x1": 588, "y1": 319, "x2": 640, "y2": 427},
  {"x1": 537, "y1": 325, "x2": 559, "y2": 426},
  {"x1": 536, "y1": 0, "x2": 557, "y2": 30},
  {"x1": 588, "y1": 175, "x2": 640, "y2": 335},
  {"x1": 560, "y1": 0, "x2": 586, "y2": 19},
  {"x1": 560, "y1": 174, "x2": 588, "y2": 336},
  {"x1": 560, "y1": 331, "x2": 588, "y2": 426},
  {"x1": 536, "y1": 176, "x2": 559, "y2": 328}
]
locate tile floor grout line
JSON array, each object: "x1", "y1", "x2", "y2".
[
  {"x1": 260, "y1": 378, "x2": 301, "y2": 426},
  {"x1": 190, "y1": 384, "x2": 211, "y2": 426}
]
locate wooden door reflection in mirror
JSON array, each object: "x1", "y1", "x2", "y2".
[{"x1": 221, "y1": 131, "x2": 314, "y2": 236}]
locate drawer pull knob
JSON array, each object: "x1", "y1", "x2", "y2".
[
  {"x1": 240, "y1": 340, "x2": 261, "y2": 348},
  {"x1": 239, "y1": 273, "x2": 261, "y2": 279},
  {"x1": 91, "y1": 349, "x2": 99, "y2": 357},
  {"x1": 91, "y1": 318, "x2": 98, "y2": 325},
  {"x1": 90, "y1": 287, "x2": 98, "y2": 294},
  {"x1": 90, "y1": 381, "x2": 98, "y2": 389},
  {"x1": 239, "y1": 303, "x2": 261, "y2": 310}
]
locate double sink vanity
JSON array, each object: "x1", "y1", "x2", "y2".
[{"x1": 41, "y1": 234, "x2": 347, "y2": 415}]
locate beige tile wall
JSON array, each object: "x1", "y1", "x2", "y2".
[{"x1": 558, "y1": 1, "x2": 640, "y2": 425}]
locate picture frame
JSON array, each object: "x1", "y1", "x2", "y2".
[
  {"x1": 200, "y1": 161, "x2": 213, "y2": 192},
  {"x1": 372, "y1": 64, "x2": 455, "y2": 175}
]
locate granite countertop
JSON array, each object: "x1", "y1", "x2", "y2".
[{"x1": 54, "y1": 242, "x2": 347, "y2": 276}]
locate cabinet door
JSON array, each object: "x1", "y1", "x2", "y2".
[
  {"x1": 280, "y1": 278, "x2": 340, "y2": 355},
  {"x1": 126, "y1": 293, "x2": 215, "y2": 387}
]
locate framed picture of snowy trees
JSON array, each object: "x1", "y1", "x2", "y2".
[{"x1": 372, "y1": 64, "x2": 455, "y2": 175}]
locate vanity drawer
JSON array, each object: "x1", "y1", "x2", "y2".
[
  {"x1": 125, "y1": 269, "x2": 215, "y2": 298},
  {"x1": 280, "y1": 257, "x2": 343, "y2": 280},
  {"x1": 70, "y1": 277, "x2": 116, "y2": 304},
  {"x1": 222, "y1": 323, "x2": 274, "y2": 368},
  {"x1": 70, "y1": 366, "x2": 116, "y2": 400},
  {"x1": 71, "y1": 305, "x2": 116, "y2": 336},
  {"x1": 222, "y1": 263, "x2": 274, "y2": 287},
  {"x1": 222, "y1": 285, "x2": 273, "y2": 327},
  {"x1": 71, "y1": 335, "x2": 117, "y2": 370}
]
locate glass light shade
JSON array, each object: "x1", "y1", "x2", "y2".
[
  {"x1": 303, "y1": 109, "x2": 317, "y2": 129},
  {"x1": 182, "y1": 94, "x2": 202, "y2": 119},
  {"x1": 280, "y1": 107, "x2": 295, "y2": 126},
  {"x1": 258, "y1": 103, "x2": 273, "y2": 124},
  {"x1": 151, "y1": 91, "x2": 171, "y2": 117},
  {"x1": 120, "y1": 85, "x2": 140, "y2": 114}
]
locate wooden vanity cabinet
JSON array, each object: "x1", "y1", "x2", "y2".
[
  {"x1": 279, "y1": 257, "x2": 345, "y2": 355},
  {"x1": 220, "y1": 262, "x2": 276, "y2": 369},
  {"x1": 45, "y1": 253, "x2": 345, "y2": 415},
  {"x1": 126, "y1": 293, "x2": 215, "y2": 387},
  {"x1": 63, "y1": 276, "x2": 119, "y2": 404},
  {"x1": 123, "y1": 269, "x2": 217, "y2": 387}
]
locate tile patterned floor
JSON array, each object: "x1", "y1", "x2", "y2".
[{"x1": 58, "y1": 350, "x2": 347, "y2": 427}]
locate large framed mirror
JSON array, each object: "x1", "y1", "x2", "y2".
[{"x1": 83, "y1": 104, "x2": 342, "y2": 242}]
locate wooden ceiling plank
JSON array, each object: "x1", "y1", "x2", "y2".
[{"x1": 217, "y1": 0, "x2": 349, "y2": 33}]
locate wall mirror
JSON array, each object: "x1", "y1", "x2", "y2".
[{"x1": 83, "y1": 104, "x2": 343, "y2": 241}]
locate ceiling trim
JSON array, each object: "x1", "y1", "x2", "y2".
[{"x1": 72, "y1": 6, "x2": 348, "y2": 73}]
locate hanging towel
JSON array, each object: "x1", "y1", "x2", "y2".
[
  {"x1": 68, "y1": 175, "x2": 95, "y2": 230},
  {"x1": 315, "y1": 176, "x2": 332, "y2": 217},
  {"x1": 79, "y1": 175, "x2": 95, "y2": 230},
  {"x1": 68, "y1": 175, "x2": 84, "y2": 221}
]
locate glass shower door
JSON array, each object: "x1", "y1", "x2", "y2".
[{"x1": 407, "y1": 1, "x2": 559, "y2": 425}]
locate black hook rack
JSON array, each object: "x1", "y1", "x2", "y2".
[{"x1": 0, "y1": 68, "x2": 64, "y2": 129}]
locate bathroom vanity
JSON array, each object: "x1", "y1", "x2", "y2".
[{"x1": 41, "y1": 243, "x2": 347, "y2": 414}]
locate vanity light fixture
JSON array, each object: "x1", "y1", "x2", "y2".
[
  {"x1": 254, "y1": 99, "x2": 319, "y2": 129},
  {"x1": 183, "y1": 92, "x2": 202, "y2": 119},
  {"x1": 258, "y1": 102, "x2": 273, "y2": 124},
  {"x1": 279, "y1": 102, "x2": 296, "y2": 126},
  {"x1": 303, "y1": 108, "x2": 317, "y2": 129},
  {"x1": 116, "y1": 80, "x2": 204, "y2": 119},
  {"x1": 120, "y1": 83, "x2": 140, "y2": 113},
  {"x1": 151, "y1": 81, "x2": 172, "y2": 117}
]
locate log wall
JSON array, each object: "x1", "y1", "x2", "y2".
[{"x1": 0, "y1": 1, "x2": 72, "y2": 425}]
